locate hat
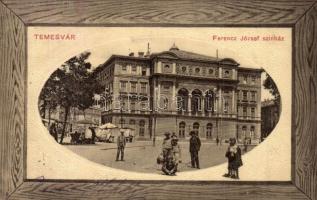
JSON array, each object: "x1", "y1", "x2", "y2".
[
  {"x1": 164, "y1": 132, "x2": 171, "y2": 136},
  {"x1": 189, "y1": 131, "x2": 196, "y2": 135},
  {"x1": 171, "y1": 135, "x2": 178, "y2": 140}
]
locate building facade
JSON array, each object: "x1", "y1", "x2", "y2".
[{"x1": 96, "y1": 44, "x2": 263, "y2": 143}]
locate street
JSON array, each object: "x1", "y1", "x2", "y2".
[{"x1": 65, "y1": 140, "x2": 254, "y2": 174}]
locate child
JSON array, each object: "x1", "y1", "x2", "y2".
[{"x1": 224, "y1": 138, "x2": 243, "y2": 179}]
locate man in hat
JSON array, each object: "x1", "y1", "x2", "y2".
[
  {"x1": 189, "y1": 131, "x2": 201, "y2": 169},
  {"x1": 162, "y1": 132, "x2": 172, "y2": 160},
  {"x1": 116, "y1": 130, "x2": 126, "y2": 161}
]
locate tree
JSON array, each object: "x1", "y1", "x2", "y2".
[
  {"x1": 263, "y1": 73, "x2": 280, "y2": 105},
  {"x1": 39, "y1": 51, "x2": 103, "y2": 143},
  {"x1": 38, "y1": 70, "x2": 60, "y2": 142}
]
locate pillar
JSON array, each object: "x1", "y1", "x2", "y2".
[
  {"x1": 188, "y1": 94, "x2": 192, "y2": 114},
  {"x1": 232, "y1": 89, "x2": 235, "y2": 114},
  {"x1": 201, "y1": 94, "x2": 205, "y2": 116}
]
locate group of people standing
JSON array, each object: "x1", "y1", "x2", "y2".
[
  {"x1": 158, "y1": 131, "x2": 201, "y2": 176},
  {"x1": 158, "y1": 132, "x2": 243, "y2": 178},
  {"x1": 114, "y1": 129, "x2": 243, "y2": 179}
]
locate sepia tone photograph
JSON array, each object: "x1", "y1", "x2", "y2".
[
  {"x1": 1, "y1": 1, "x2": 316, "y2": 199},
  {"x1": 29, "y1": 27, "x2": 288, "y2": 180}
]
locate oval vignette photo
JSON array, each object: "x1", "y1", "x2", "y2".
[{"x1": 37, "y1": 41, "x2": 281, "y2": 178}]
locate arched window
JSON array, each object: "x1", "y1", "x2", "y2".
[
  {"x1": 193, "y1": 122, "x2": 200, "y2": 136},
  {"x1": 182, "y1": 66, "x2": 186, "y2": 72},
  {"x1": 179, "y1": 121, "x2": 186, "y2": 138},
  {"x1": 195, "y1": 67, "x2": 200, "y2": 73},
  {"x1": 191, "y1": 89, "x2": 202, "y2": 114},
  {"x1": 139, "y1": 120, "x2": 145, "y2": 137},
  {"x1": 205, "y1": 90, "x2": 214, "y2": 112},
  {"x1": 206, "y1": 123, "x2": 213, "y2": 139},
  {"x1": 177, "y1": 88, "x2": 189, "y2": 113},
  {"x1": 163, "y1": 98, "x2": 168, "y2": 110}
]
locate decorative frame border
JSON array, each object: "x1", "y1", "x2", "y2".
[{"x1": 0, "y1": 1, "x2": 316, "y2": 199}]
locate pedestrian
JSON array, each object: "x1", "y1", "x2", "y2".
[
  {"x1": 171, "y1": 137, "x2": 182, "y2": 172},
  {"x1": 224, "y1": 138, "x2": 243, "y2": 179},
  {"x1": 89, "y1": 127, "x2": 96, "y2": 144},
  {"x1": 216, "y1": 136, "x2": 219, "y2": 146},
  {"x1": 189, "y1": 131, "x2": 201, "y2": 169},
  {"x1": 243, "y1": 137, "x2": 248, "y2": 153},
  {"x1": 116, "y1": 131, "x2": 126, "y2": 161},
  {"x1": 171, "y1": 132, "x2": 177, "y2": 140},
  {"x1": 162, "y1": 153, "x2": 177, "y2": 176},
  {"x1": 162, "y1": 132, "x2": 172, "y2": 160}
]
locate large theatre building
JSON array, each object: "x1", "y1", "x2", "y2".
[{"x1": 95, "y1": 44, "x2": 263, "y2": 143}]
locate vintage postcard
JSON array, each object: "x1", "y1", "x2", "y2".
[{"x1": 27, "y1": 27, "x2": 291, "y2": 181}]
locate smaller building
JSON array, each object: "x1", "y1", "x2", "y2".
[
  {"x1": 261, "y1": 99, "x2": 280, "y2": 141},
  {"x1": 41, "y1": 103, "x2": 102, "y2": 134}
]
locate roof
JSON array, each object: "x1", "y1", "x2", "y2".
[
  {"x1": 238, "y1": 66, "x2": 264, "y2": 73},
  {"x1": 151, "y1": 44, "x2": 239, "y2": 65}
]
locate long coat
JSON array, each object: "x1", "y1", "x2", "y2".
[{"x1": 189, "y1": 136, "x2": 201, "y2": 152}]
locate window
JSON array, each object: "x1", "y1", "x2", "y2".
[
  {"x1": 242, "y1": 126, "x2": 247, "y2": 138},
  {"x1": 163, "y1": 98, "x2": 168, "y2": 110},
  {"x1": 132, "y1": 65, "x2": 137, "y2": 72},
  {"x1": 205, "y1": 90, "x2": 214, "y2": 112},
  {"x1": 120, "y1": 81, "x2": 127, "y2": 91},
  {"x1": 122, "y1": 65, "x2": 127, "y2": 71},
  {"x1": 243, "y1": 106, "x2": 247, "y2": 118},
  {"x1": 129, "y1": 119, "x2": 135, "y2": 125},
  {"x1": 179, "y1": 121, "x2": 186, "y2": 138},
  {"x1": 195, "y1": 68, "x2": 200, "y2": 73},
  {"x1": 141, "y1": 83, "x2": 147, "y2": 93},
  {"x1": 243, "y1": 90, "x2": 248, "y2": 101},
  {"x1": 251, "y1": 107, "x2": 255, "y2": 118},
  {"x1": 121, "y1": 101, "x2": 126, "y2": 111},
  {"x1": 139, "y1": 120, "x2": 145, "y2": 137},
  {"x1": 163, "y1": 63, "x2": 172, "y2": 73},
  {"x1": 142, "y1": 67, "x2": 147, "y2": 76},
  {"x1": 130, "y1": 82, "x2": 137, "y2": 93},
  {"x1": 209, "y1": 68, "x2": 214, "y2": 74},
  {"x1": 250, "y1": 126, "x2": 255, "y2": 139},
  {"x1": 224, "y1": 99, "x2": 229, "y2": 113},
  {"x1": 182, "y1": 66, "x2": 186, "y2": 72},
  {"x1": 206, "y1": 123, "x2": 213, "y2": 139},
  {"x1": 193, "y1": 122, "x2": 200, "y2": 135},
  {"x1": 130, "y1": 101, "x2": 136, "y2": 112},
  {"x1": 251, "y1": 91, "x2": 256, "y2": 101},
  {"x1": 251, "y1": 76, "x2": 256, "y2": 84},
  {"x1": 243, "y1": 75, "x2": 247, "y2": 84},
  {"x1": 224, "y1": 70, "x2": 230, "y2": 77}
]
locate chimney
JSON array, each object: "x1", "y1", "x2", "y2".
[
  {"x1": 129, "y1": 52, "x2": 134, "y2": 56},
  {"x1": 138, "y1": 52, "x2": 144, "y2": 57}
]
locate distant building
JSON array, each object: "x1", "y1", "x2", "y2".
[
  {"x1": 261, "y1": 99, "x2": 280, "y2": 141},
  {"x1": 95, "y1": 44, "x2": 263, "y2": 143},
  {"x1": 41, "y1": 104, "x2": 102, "y2": 133}
]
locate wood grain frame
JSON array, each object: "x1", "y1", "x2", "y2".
[{"x1": 0, "y1": 0, "x2": 316, "y2": 199}]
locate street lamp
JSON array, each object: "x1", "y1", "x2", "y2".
[{"x1": 213, "y1": 87, "x2": 225, "y2": 145}]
